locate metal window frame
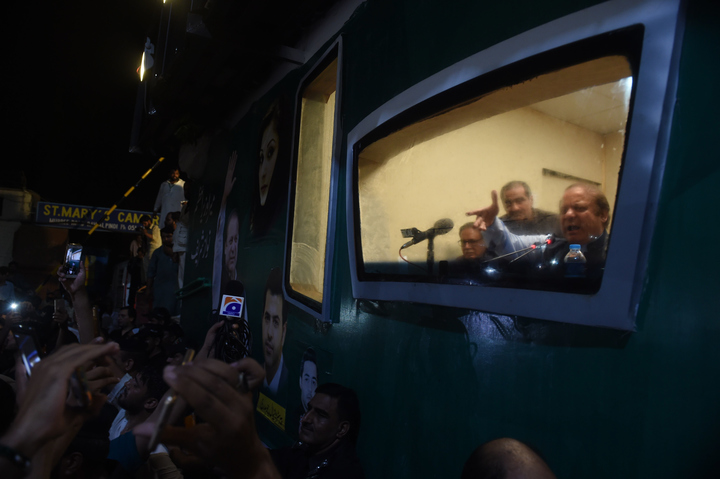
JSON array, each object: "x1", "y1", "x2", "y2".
[
  {"x1": 284, "y1": 38, "x2": 343, "y2": 322},
  {"x1": 345, "y1": 0, "x2": 685, "y2": 330}
]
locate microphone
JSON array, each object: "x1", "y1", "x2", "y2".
[
  {"x1": 219, "y1": 280, "x2": 245, "y2": 318},
  {"x1": 401, "y1": 218, "x2": 455, "y2": 249},
  {"x1": 215, "y1": 280, "x2": 252, "y2": 362}
]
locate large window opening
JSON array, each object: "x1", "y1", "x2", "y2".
[
  {"x1": 355, "y1": 42, "x2": 636, "y2": 294},
  {"x1": 287, "y1": 51, "x2": 339, "y2": 312}
]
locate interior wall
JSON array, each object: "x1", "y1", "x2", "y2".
[
  {"x1": 603, "y1": 129, "x2": 624, "y2": 218},
  {"x1": 359, "y1": 107, "x2": 610, "y2": 265}
]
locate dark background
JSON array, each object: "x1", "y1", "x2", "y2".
[
  {"x1": 2, "y1": 1, "x2": 182, "y2": 283},
  {"x1": 3, "y1": 1, "x2": 172, "y2": 211}
]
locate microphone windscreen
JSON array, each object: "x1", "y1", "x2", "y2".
[
  {"x1": 224, "y1": 280, "x2": 245, "y2": 297},
  {"x1": 433, "y1": 218, "x2": 454, "y2": 235}
]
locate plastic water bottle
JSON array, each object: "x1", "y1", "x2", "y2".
[{"x1": 564, "y1": 244, "x2": 586, "y2": 278}]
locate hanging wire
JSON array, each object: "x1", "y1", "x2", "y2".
[{"x1": 398, "y1": 246, "x2": 427, "y2": 273}]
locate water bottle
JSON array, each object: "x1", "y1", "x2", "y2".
[{"x1": 564, "y1": 244, "x2": 586, "y2": 278}]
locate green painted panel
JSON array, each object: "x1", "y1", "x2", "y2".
[{"x1": 181, "y1": 0, "x2": 720, "y2": 477}]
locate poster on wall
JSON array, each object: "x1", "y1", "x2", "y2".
[
  {"x1": 211, "y1": 97, "x2": 291, "y2": 313},
  {"x1": 256, "y1": 267, "x2": 290, "y2": 431},
  {"x1": 284, "y1": 341, "x2": 334, "y2": 440},
  {"x1": 249, "y1": 99, "x2": 291, "y2": 240}
]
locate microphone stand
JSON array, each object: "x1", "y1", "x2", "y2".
[{"x1": 427, "y1": 236, "x2": 435, "y2": 275}]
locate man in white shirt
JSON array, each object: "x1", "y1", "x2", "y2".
[{"x1": 153, "y1": 168, "x2": 185, "y2": 229}]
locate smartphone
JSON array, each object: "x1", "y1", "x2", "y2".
[
  {"x1": 11, "y1": 322, "x2": 91, "y2": 407},
  {"x1": 11, "y1": 323, "x2": 42, "y2": 376},
  {"x1": 149, "y1": 348, "x2": 195, "y2": 450},
  {"x1": 63, "y1": 243, "x2": 83, "y2": 278}
]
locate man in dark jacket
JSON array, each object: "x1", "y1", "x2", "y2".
[
  {"x1": 271, "y1": 383, "x2": 364, "y2": 479},
  {"x1": 467, "y1": 182, "x2": 610, "y2": 291},
  {"x1": 499, "y1": 181, "x2": 559, "y2": 235}
]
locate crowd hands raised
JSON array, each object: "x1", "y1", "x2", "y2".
[
  {"x1": 0, "y1": 179, "x2": 574, "y2": 479},
  {"x1": 0, "y1": 257, "x2": 561, "y2": 479},
  {"x1": 0, "y1": 261, "x2": 368, "y2": 479}
]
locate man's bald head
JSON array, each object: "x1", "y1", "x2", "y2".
[{"x1": 461, "y1": 438, "x2": 556, "y2": 479}]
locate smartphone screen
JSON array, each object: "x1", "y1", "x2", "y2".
[
  {"x1": 13, "y1": 329, "x2": 41, "y2": 376},
  {"x1": 64, "y1": 243, "x2": 83, "y2": 278}
]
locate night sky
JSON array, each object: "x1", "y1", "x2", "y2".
[{"x1": 6, "y1": 1, "x2": 170, "y2": 212}]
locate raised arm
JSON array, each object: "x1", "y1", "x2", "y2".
[
  {"x1": 467, "y1": 190, "x2": 545, "y2": 257},
  {"x1": 134, "y1": 358, "x2": 279, "y2": 479},
  {"x1": 57, "y1": 262, "x2": 95, "y2": 345},
  {"x1": 466, "y1": 190, "x2": 500, "y2": 231}
]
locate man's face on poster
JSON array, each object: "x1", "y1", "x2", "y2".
[
  {"x1": 258, "y1": 122, "x2": 279, "y2": 207},
  {"x1": 299, "y1": 360, "x2": 318, "y2": 412},
  {"x1": 224, "y1": 213, "x2": 239, "y2": 276},
  {"x1": 262, "y1": 291, "x2": 286, "y2": 373}
]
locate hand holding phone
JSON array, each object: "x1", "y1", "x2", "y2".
[
  {"x1": 58, "y1": 255, "x2": 86, "y2": 297},
  {"x1": 63, "y1": 243, "x2": 83, "y2": 279},
  {"x1": 148, "y1": 349, "x2": 196, "y2": 451},
  {"x1": 12, "y1": 322, "x2": 42, "y2": 376},
  {"x1": 134, "y1": 358, "x2": 269, "y2": 477},
  {"x1": 5, "y1": 342, "x2": 120, "y2": 459}
]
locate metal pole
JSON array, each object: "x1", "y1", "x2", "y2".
[{"x1": 86, "y1": 157, "x2": 165, "y2": 237}]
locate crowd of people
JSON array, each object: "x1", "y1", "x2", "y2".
[
  {"x1": 0, "y1": 173, "x2": 573, "y2": 478},
  {"x1": 0, "y1": 304, "x2": 557, "y2": 478},
  {"x1": 0, "y1": 258, "x2": 374, "y2": 478},
  {"x1": 126, "y1": 168, "x2": 189, "y2": 318}
]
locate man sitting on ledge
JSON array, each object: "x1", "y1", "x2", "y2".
[{"x1": 271, "y1": 383, "x2": 365, "y2": 479}]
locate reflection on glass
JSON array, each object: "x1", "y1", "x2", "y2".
[
  {"x1": 357, "y1": 56, "x2": 633, "y2": 293},
  {"x1": 289, "y1": 58, "x2": 338, "y2": 304}
]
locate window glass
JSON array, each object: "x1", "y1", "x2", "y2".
[
  {"x1": 289, "y1": 58, "x2": 338, "y2": 305},
  {"x1": 357, "y1": 55, "x2": 633, "y2": 293}
]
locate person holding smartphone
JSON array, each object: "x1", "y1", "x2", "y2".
[{"x1": 0, "y1": 342, "x2": 120, "y2": 478}]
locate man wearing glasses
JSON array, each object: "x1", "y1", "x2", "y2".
[
  {"x1": 458, "y1": 223, "x2": 490, "y2": 261},
  {"x1": 447, "y1": 222, "x2": 498, "y2": 283}
]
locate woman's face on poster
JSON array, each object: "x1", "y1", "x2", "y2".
[
  {"x1": 258, "y1": 122, "x2": 279, "y2": 206},
  {"x1": 224, "y1": 213, "x2": 239, "y2": 275}
]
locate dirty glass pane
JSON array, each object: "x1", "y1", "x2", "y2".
[
  {"x1": 357, "y1": 56, "x2": 633, "y2": 293},
  {"x1": 289, "y1": 58, "x2": 337, "y2": 304}
]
